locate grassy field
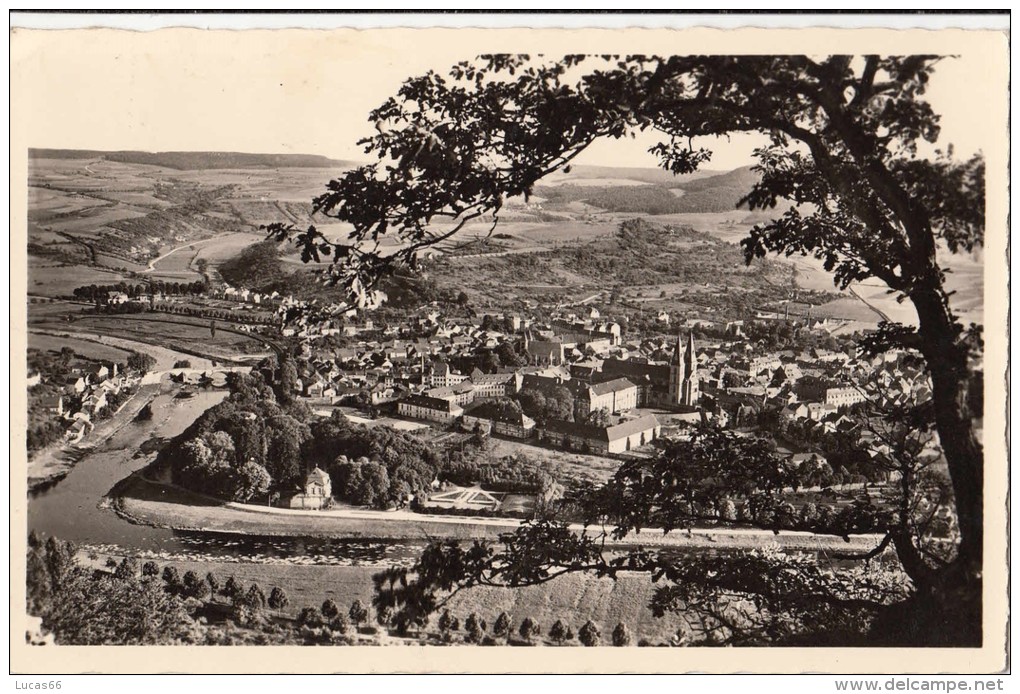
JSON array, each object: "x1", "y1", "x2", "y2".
[
  {"x1": 28, "y1": 331, "x2": 134, "y2": 363},
  {"x1": 192, "y1": 232, "x2": 266, "y2": 266},
  {"x1": 33, "y1": 314, "x2": 270, "y2": 360},
  {"x1": 89, "y1": 555, "x2": 692, "y2": 645},
  {"x1": 486, "y1": 438, "x2": 620, "y2": 487},
  {"x1": 27, "y1": 259, "x2": 129, "y2": 297},
  {"x1": 27, "y1": 328, "x2": 219, "y2": 372}
]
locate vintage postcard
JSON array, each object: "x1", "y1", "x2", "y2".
[{"x1": 9, "y1": 16, "x2": 1010, "y2": 675}]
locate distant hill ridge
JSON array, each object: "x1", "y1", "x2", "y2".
[
  {"x1": 550, "y1": 164, "x2": 728, "y2": 186},
  {"x1": 535, "y1": 164, "x2": 761, "y2": 215},
  {"x1": 29, "y1": 149, "x2": 358, "y2": 170}
]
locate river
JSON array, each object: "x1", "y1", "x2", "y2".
[{"x1": 27, "y1": 386, "x2": 418, "y2": 567}]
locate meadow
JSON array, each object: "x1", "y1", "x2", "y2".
[
  {"x1": 28, "y1": 331, "x2": 134, "y2": 364},
  {"x1": 100, "y1": 557, "x2": 693, "y2": 646},
  {"x1": 67, "y1": 315, "x2": 269, "y2": 358}
]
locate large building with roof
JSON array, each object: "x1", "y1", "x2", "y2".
[
  {"x1": 575, "y1": 377, "x2": 638, "y2": 418},
  {"x1": 539, "y1": 414, "x2": 661, "y2": 455},
  {"x1": 461, "y1": 400, "x2": 537, "y2": 439},
  {"x1": 398, "y1": 393, "x2": 464, "y2": 423}
]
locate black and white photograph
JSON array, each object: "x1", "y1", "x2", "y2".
[{"x1": 10, "y1": 12, "x2": 1010, "y2": 679}]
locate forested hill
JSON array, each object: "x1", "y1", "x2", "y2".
[
  {"x1": 28, "y1": 149, "x2": 358, "y2": 170},
  {"x1": 535, "y1": 165, "x2": 761, "y2": 215}
]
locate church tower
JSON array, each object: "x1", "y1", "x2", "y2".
[
  {"x1": 668, "y1": 331, "x2": 685, "y2": 405},
  {"x1": 681, "y1": 331, "x2": 699, "y2": 407}
]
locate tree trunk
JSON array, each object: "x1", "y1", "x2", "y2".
[
  {"x1": 911, "y1": 286, "x2": 983, "y2": 564},
  {"x1": 899, "y1": 284, "x2": 983, "y2": 645}
]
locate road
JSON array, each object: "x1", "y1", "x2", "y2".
[
  {"x1": 224, "y1": 500, "x2": 882, "y2": 544},
  {"x1": 847, "y1": 286, "x2": 893, "y2": 323},
  {"x1": 141, "y1": 233, "x2": 252, "y2": 275}
]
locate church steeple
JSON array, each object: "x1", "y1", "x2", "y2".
[
  {"x1": 669, "y1": 330, "x2": 685, "y2": 405},
  {"x1": 681, "y1": 332, "x2": 699, "y2": 407},
  {"x1": 672, "y1": 330, "x2": 684, "y2": 366}
]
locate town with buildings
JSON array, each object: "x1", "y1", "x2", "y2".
[{"x1": 16, "y1": 18, "x2": 997, "y2": 660}]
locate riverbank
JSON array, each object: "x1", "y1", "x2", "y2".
[
  {"x1": 27, "y1": 381, "x2": 161, "y2": 492},
  {"x1": 112, "y1": 474, "x2": 884, "y2": 553}
]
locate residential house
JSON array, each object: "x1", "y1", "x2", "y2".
[
  {"x1": 468, "y1": 370, "x2": 519, "y2": 399},
  {"x1": 824, "y1": 387, "x2": 868, "y2": 409},
  {"x1": 429, "y1": 361, "x2": 469, "y2": 388},
  {"x1": 40, "y1": 395, "x2": 63, "y2": 416},
  {"x1": 64, "y1": 375, "x2": 88, "y2": 395},
  {"x1": 288, "y1": 467, "x2": 333, "y2": 510},
  {"x1": 65, "y1": 418, "x2": 92, "y2": 444}
]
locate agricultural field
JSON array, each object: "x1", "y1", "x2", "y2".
[
  {"x1": 26, "y1": 151, "x2": 982, "y2": 328},
  {"x1": 77, "y1": 316, "x2": 268, "y2": 357},
  {"x1": 115, "y1": 557, "x2": 692, "y2": 646},
  {"x1": 27, "y1": 258, "x2": 129, "y2": 298},
  {"x1": 30, "y1": 314, "x2": 272, "y2": 363},
  {"x1": 192, "y1": 232, "x2": 266, "y2": 266},
  {"x1": 28, "y1": 331, "x2": 134, "y2": 364}
]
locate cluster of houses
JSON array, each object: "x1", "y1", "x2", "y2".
[
  {"x1": 385, "y1": 330, "x2": 702, "y2": 455},
  {"x1": 213, "y1": 284, "x2": 293, "y2": 307},
  {"x1": 33, "y1": 361, "x2": 133, "y2": 444},
  {"x1": 264, "y1": 299, "x2": 925, "y2": 465},
  {"x1": 695, "y1": 342, "x2": 876, "y2": 428}
]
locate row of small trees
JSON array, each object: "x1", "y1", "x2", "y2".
[
  {"x1": 72, "y1": 280, "x2": 208, "y2": 301},
  {"x1": 297, "y1": 601, "x2": 639, "y2": 646},
  {"x1": 112, "y1": 557, "x2": 290, "y2": 627},
  {"x1": 92, "y1": 554, "x2": 644, "y2": 646},
  {"x1": 434, "y1": 609, "x2": 633, "y2": 647},
  {"x1": 295, "y1": 599, "x2": 371, "y2": 635}
]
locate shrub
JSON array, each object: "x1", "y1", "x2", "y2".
[
  {"x1": 493, "y1": 611, "x2": 512, "y2": 641},
  {"x1": 549, "y1": 619, "x2": 570, "y2": 645},
  {"x1": 612, "y1": 622, "x2": 633, "y2": 647},
  {"x1": 579, "y1": 620, "x2": 601, "y2": 647},
  {"x1": 519, "y1": 616, "x2": 541, "y2": 643},
  {"x1": 349, "y1": 599, "x2": 369, "y2": 628},
  {"x1": 297, "y1": 607, "x2": 323, "y2": 629},
  {"x1": 321, "y1": 599, "x2": 339, "y2": 620}
]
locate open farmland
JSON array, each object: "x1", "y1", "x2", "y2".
[
  {"x1": 107, "y1": 557, "x2": 693, "y2": 645},
  {"x1": 30, "y1": 314, "x2": 274, "y2": 363},
  {"x1": 192, "y1": 232, "x2": 266, "y2": 266},
  {"x1": 28, "y1": 331, "x2": 134, "y2": 364},
  {"x1": 27, "y1": 258, "x2": 130, "y2": 298},
  {"x1": 73, "y1": 316, "x2": 270, "y2": 358}
]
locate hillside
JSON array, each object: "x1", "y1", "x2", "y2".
[
  {"x1": 535, "y1": 165, "x2": 761, "y2": 216},
  {"x1": 542, "y1": 164, "x2": 726, "y2": 186},
  {"x1": 27, "y1": 154, "x2": 344, "y2": 279},
  {"x1": 430, "y1": 217, "x2": 837, "y2": 321},
  {"x1": 29, "y1": 149, "x2": 358, "y2": 170}
]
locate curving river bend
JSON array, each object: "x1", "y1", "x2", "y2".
[{"x1": 27, "y1": 387, "x2": 423, "y2": 567}]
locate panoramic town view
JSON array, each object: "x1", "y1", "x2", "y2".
[{"x1": 23, "y1": 51, "x2": 990, "y2": 652}]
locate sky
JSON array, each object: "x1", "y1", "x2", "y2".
[{"x1": 11, "y1": 28, "x2": 999, "y2": 172}]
